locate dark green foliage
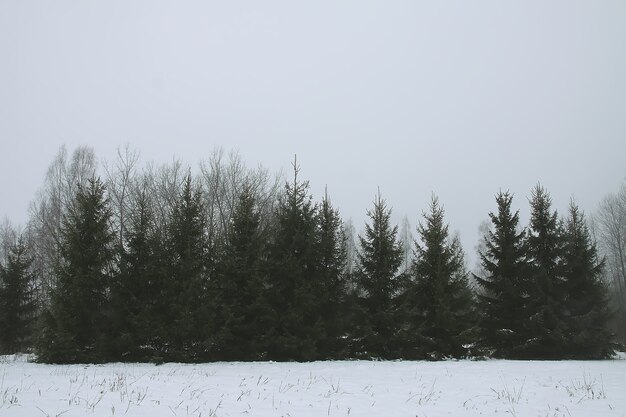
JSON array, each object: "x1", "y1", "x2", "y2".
[
  {"x1": 211, "y1": 184, "x2": 272, "y2": 360},
  {"x1": 0, "y1": 238, "x2": 37, "y2": 353},
  {"x1": 111, "y1": 188, "x2": 168, "y2": 361},
  {"x1": 474, "y1": 192, "x2": 529, "y2": 358},
  {"x1": 403, "y1": 196, "x2": 476, "y2": 360},
  {"x1": 520, "y1": 185, "x2": 567, "y2": 359},
  {"x1": 561, "y1": 202, "x2": 615, "y2": 358},
  {"x1": 22, "y1": 152, "x2": 617, "y2": 363},
  {"x1": 352, "y1": 192, "x2": 403, "y2": 359},
  {"x1": 164, "y1": 175, "x2": 212, "y2": 361},
  {"x1": 314, "y1": 190, "x2": 349, "y2": 359},
  {"x1": 36, "y1": 178, "x2": 115, "y2": 363},
  {"x1": 265, "y1": 159, "x2": 322, "y2": 361}
]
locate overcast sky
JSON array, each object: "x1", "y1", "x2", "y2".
[{"x1": 1, "y1": 1, "x2": 625, "y2": 264}]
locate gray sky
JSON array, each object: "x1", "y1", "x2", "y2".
[{"x1": 1, "y1": 1, "x2": 625, "y2": 264}]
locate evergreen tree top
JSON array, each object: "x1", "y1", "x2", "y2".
[
  {"x1": 414, "y1": 195, "x2": 465, "y2": 275},
  {"x1": 563, "y1": 201, "x2": 604, "y2": 278},
  {"x1": 478, "y1": 191, "x2": 527, "y2": 276},
  {"x1": 417, "y1": 195, "x2": 448, "y2": 247},
  {"x1": 281, "y1": 155, "x2": 314, "y2": 212},
  {"x1": 357, "y1": 190, "x2": 403, "y2": 300},
  {"x1": 529, "y1": 184, "x2": 559, "y2": 236},
  {"x1": 358, "y1": 191, "x2": 401, "y2": 270},
  {"x1": 59, "y1": 177, "x2": 115, "y2": 268},
  {"x1": 527, "y1": 184, "x2": 562, "y2": 269}
]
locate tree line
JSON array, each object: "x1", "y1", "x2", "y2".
[{"x1": 0, "y1": 146, "x2": 620, "y2": 362}]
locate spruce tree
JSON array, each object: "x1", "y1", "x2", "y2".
[
  {"x1": 521, "y1": 185, "x2": 567, "y2": 359},
  {"x1": 561, "y1": 202, "x2": 615, "y2": 358},
  {"x1": 165, "y1": 175, "x2": 212, "y2": 361},
  {"x1": 315, "y1": 189, "x2": 349, "y2": 359},
  {"x1": 353, "y1": 191, "x2": 403, "y2": 359},
  {"x1": 111, "y1": 187, "x2": 167, "y2": 361},
  {"x1": 0, "y1": 238, "x2": 37, "y2": 354},
  {"x1": 211, "y1": 184, "x2": 272, "y2": 360},
  {"x1": 474, "y1": 192, "x2": 528, "y2": 358},
  {"x1": 406, "y1": 196, "x2": 476, "y2": 360},
  {"x1": 37, "y1": 177, "x2": 115, "y2": 363},
  {"x1": 266, "y1": 157, "x2": 321, "y2": 361}
]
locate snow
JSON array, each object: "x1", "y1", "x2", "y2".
[{"x1": 1, "y1": 354, "x2": 625, "y2": 416}]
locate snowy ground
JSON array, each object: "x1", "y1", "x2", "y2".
[{"x1": 1, "y1": 354, "x2": 624, "y2": 417}]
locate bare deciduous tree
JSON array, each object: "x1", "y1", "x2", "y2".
[
  {"x1": 199, "y1": 148, "x2": 280, "y2": 246},
  {"x1": 399, "y1": 215, "x2": 414, "y2": 276},
  {"x1": 595, "y1": 179, "x2": 626, "y2": 345},
  {"x1": 0, "y1": 218, "x2": 18, "y2": 264},
  {"x1": 342, "y1": 219, "x2": 358, "y2": 278},
  {"x1": 139, "y1": 158, "x2": 187, "y2": 238},
  {"x1": 472, "y1": 218, "x2": 491, "y2": 289},
  {"x1": 104, "y1": 144, "x2": 140, "y2": 249}
]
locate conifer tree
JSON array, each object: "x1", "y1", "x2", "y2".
[
  {"x1": 37, "y1": 177, "x2": 115, "y2": 363},
  {"x1": 0, "y1": 238, "x2": 37, "y2": 354},
  {"x1": 111, "y1": 187, "x2": 167, "y2": 361},
  {"x1": 211, "y1": 184, "x2": 272, "y2": 360},
  {"x1": 266, "y1": 157, "x2": 321, "y2": 360},
  {"x1": 353, "y1": 191, "x2": 402, "y2": 359},
  {"x1": 521, "y1": 185, "x2": 567, "y2": 359},
  {"x1": 406, "y1": 195, "x2": 476, "y2": 360},
  {"x1": 474, "y1": 192, "x2": 528, "y2": 358},
  {"x1": 315, "y1": 189, "x2": 349, "y2": 358},
  {"x1": 165, "y1": 175, "x2": 212, "y2": 361},
  {"x1": 561, "y1": 202, "x2": 615, "y2": 358}
]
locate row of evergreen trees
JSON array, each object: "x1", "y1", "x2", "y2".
[
  {"x1": 0, "y1": 160, "x2": 616, "y2": 362},
  {"x1": 475, "y1": 189, "x2": 614, "y2": 359}
]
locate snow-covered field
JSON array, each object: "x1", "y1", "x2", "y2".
[{"x1": 1, "y1": 354, "x2": 624, "y2": 417}]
